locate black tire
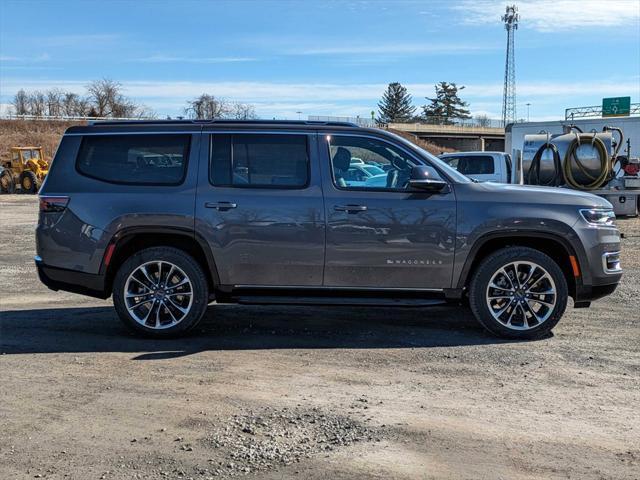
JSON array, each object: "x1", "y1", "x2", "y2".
[
  {"x1": 0, "y1": 171, "x2": 15, "y2": 194},
  {"x1": 469, "y1": 247, "x2": 568, "y2": 339},
  {"x1": 19, "y1": 171, "x2": 38, "y2": 193},
  {"x1": 113, "y1": 247, "x2": 209, "y2": 338}
]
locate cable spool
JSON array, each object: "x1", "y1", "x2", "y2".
[
  {"x1": 562, "y1": 133, "x2": 611, "y2": 190},
  {"x1": 527, "y1": 140, "x2": 563, "y2": 186}
]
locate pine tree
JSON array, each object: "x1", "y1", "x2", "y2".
[
  {"x1": 377, "y1": 82, "x2": 416, "y2": 123},
  {"x1": 422, "y1": 82, "x2": 471, "y2": 125}
]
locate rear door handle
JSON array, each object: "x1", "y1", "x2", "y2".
[
  {"x1": 334, "y1": 204, "x2": 367, "y2": 213},
  {"x1": 205, "y1": 201, "x2": 237, "y2": 211}
]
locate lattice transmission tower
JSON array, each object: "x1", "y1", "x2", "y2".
[{"x1": 501, "y1": 4, "x2": 519, "y2": 127}]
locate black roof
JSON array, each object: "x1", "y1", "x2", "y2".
[{"x1": 88, "y1": 119, "x2": 360, "y2": 128}]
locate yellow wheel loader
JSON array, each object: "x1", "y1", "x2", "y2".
[{"x1": 0, "y1": 147, "x2": 50, "y2": 194}]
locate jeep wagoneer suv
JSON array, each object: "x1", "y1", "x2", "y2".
[{"x1": 36, "y1": 120, "x2": 622, "y2": 339}]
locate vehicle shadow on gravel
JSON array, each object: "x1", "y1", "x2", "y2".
[{"x1": 0, "y1": 304, "x2": 524, "y2": 358}]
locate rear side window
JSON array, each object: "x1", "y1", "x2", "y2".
[
  {"x1": 76, "y1": 134, "x2": 190, "y2": 185},
  {"x1": 441, "y1": 155, "x2": 495, "y2": 175},
  {"x1": 210, "y1": 134, "x2": 309, "y2": 188}
]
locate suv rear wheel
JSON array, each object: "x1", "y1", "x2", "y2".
[
  {"x1": 113, "y1": 247, "x2": 209, "y2": 337},
  {"x1": 469, "y1": 247, "x2": 568, "y2": 339}
]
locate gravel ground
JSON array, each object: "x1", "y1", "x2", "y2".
[{"x1": 0, "y1": 194, "x2": 638, "y2": 479}]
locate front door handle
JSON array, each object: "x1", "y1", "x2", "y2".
[
  {"x1": 334, "y1": 204, "x2": 367, "y2": 213},
  {"x1": 205, "y1": 201, "x2": 237, "y2": 211}
]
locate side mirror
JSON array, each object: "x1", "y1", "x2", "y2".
[{"x1": 408, "y1": 166, "x2": 448, "y2": 192}]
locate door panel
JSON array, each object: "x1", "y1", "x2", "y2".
[
  {"x1": 195, "y1": 132, "x2": 325, "y2": 287},
  {"x1": 320, "y1": 133, "x2": 457, "y2": 289}
]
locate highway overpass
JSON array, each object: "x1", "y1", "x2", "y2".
[{"x1": 387, "y1": 122, "x2": 505, "y2": 152}]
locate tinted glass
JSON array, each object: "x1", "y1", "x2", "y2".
[
  {"x1": 441, "y1": 155, "x2": 495, "y2": 175},
  {"x1": 211, "y1": 134, "x2": 309, "y2": 188},
  {"x1": 77, "y1": 134, "x2": 189, "y2": 184},
  {"x1": 328, "y1": 135, "x2": 432, "y2": 191}
]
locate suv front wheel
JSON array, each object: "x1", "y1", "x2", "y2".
[
  {"x1": 469, "y1": 247, "x2": 568, "y2": 339},
  {"x1": 113, "y1": 247, "x2": 209, "y2": 337}
]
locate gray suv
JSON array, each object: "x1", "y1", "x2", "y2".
[{"x1": 36, "y1": 120, "x2": 622, "y2": 339}]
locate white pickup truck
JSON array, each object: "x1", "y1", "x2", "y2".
[{"x1": 438, "y1": 151, "x2": 513, "y2": 183}]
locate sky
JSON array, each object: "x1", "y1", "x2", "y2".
[{"x1": 0, "y1": 0, "x2": 639, "y2": 121}]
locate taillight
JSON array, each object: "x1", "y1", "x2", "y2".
[
  {"x1": 623, "y1": 163, "x2": 639, "y2": 176},
  {"x1": 39, "y1": 195, "x2": 69, "y2": 213}
]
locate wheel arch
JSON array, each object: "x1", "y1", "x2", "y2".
[
  {"x1": 457, "y1": 231, "x2": 586, "y2": 300},
  {"x1": 101, "y1": 227, "x2": 220, "y2": 297}
]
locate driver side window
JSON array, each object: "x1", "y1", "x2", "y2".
[{"x1": 328, "y1": 135, "x2": 430, "y2": 191}]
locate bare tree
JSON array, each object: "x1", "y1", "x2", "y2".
[
  {"x1": 185, "y1": 94, "x2": 230, "y2": 119},
  {"x1": 62, "y1": 92, "x2": 89, "y2": 116},
  {"x1": 86, "y1": 79, "x2": 120, "y2": 116},
  {"x1": 230, "y1": 102, "x2": 258, "y2": 120},
  {"x1": 85, "y1": 78, "x2": 150, "y2": 118},
  {"x1": 29, "y1": 91, "x2": 47, "y2": 116},
  {"x1": 46, "y1": 89, "x2": 64, "y2": 117},
  {"x1": 475, "y1": 114, "x2": 491, "y2": 128},
  {"x1": 185, "y1": 94, "x2": 258, "y2": 120},
  {"x1": 12, "y1": 89, "x2": 29, "y2": 115}
]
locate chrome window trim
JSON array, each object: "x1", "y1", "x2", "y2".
[
  {"x1": 65, "y1": 131, "x2": 199, "y2": 136},
  {"x1": 322, "y1": 131, "x2": 452, "y2": 192}
]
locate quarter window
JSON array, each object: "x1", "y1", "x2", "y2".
[
  {"x1": 76, "y1": 134, "x2": 190, "y2": 185},
  {"x1": 210, "y1": 134, "x2": 309, "y2": 188}
]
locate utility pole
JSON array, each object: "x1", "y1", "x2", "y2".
[{"x1": 501, "y1": 4, "x2": 519, "y2": 127}]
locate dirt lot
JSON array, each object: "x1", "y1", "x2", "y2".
[{"x1": 1, "y1": 194, "x2": 638, "y2": 480}]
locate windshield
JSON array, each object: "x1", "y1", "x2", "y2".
[
  {"x1": 361, "y1": 165, "x2": 385, "y2": 176},
  {"x1": 387, "y1": 132, "x2": 472, "y2": 184}
]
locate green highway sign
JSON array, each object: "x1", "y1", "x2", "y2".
[{"x1": 602, "y1": 96, "x2": 631, "y2": 117}]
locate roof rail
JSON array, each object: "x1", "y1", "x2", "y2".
[{"x1": 89, "y1": 119, "x2": 360, "y2": 127}]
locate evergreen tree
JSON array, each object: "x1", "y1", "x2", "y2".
[
  {"x1": 377, "y1": 82, "x2": 416, "y2": 123},
  {"x1": 422, "y1": 82, "x2": 471, "y2": 124}
]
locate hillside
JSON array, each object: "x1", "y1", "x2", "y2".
[
  {"x1": 0, "y1": 120, "x2": 86, "y2": 163},
  {"x1": 386, "y1": 128, "x2": 455, "y2": 155}
]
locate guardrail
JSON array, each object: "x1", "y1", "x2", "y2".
[
  {"x1": 0, "y1": 114, "x2": 153, "y2": 121},
  {"x1": 387, "y1": 122, "x2": 504, "y2": 134},
  {"x1": 309, "y1": 115, "x2": 505, "y2": 129}
]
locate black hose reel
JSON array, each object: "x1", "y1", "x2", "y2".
[
  {"x1": 527, "y1": 130, "x2": 612, "y2": 190},
  {"x1": 526, "y1": 136, "x2": 563, "y2": 186}
]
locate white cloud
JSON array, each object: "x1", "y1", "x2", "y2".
[
  {"x1": 290, "y1": 42, "x2": 501, "y2": 56},
  {"x1": 2, "y1": 78, "x2": 638, "y2": 102},
  {"x1": 134, "y1": 55, "x2": 257, "y2": 64},
  {"x1": 1, "y1": 78, "x2": 637, "y2": 117},
  {"x1": 463, "y1": 80, "x2": 640, "y2": 98},
  {"x1": 0, "y1": 53, "x2": 51, "y2": 63},
  {"x1": 455, "y1": 0, "x2": 640, "y2": 32},
  {"x1": 0, "y1": 103, "x2": 13, "y2": 115}
]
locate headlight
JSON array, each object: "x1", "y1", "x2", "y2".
[{"x1": 579, "y1": 208, "x2": 616, "y2": 226}]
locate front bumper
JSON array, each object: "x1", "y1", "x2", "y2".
[{"x1": 35, "y1": 256, "x2": 109, "y2": 299}]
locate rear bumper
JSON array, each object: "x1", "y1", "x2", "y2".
[{"x1": 35, "y1": 256, "x2": 109, "y2": 299}]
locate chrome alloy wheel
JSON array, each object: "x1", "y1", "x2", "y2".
[
  {"x1": 485, "y1": 261, "x2": 557, "y2": 331},
  {"x1": 124, "y1": 261, "x2": 193, "y2": 329}
]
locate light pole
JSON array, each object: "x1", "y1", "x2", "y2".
[
  {"x1": 526, "y1": 103, "x2": 531, "y2": 122},
  {"x1": 296, "y1": 111, "x2": 303, "y2": 120}
]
